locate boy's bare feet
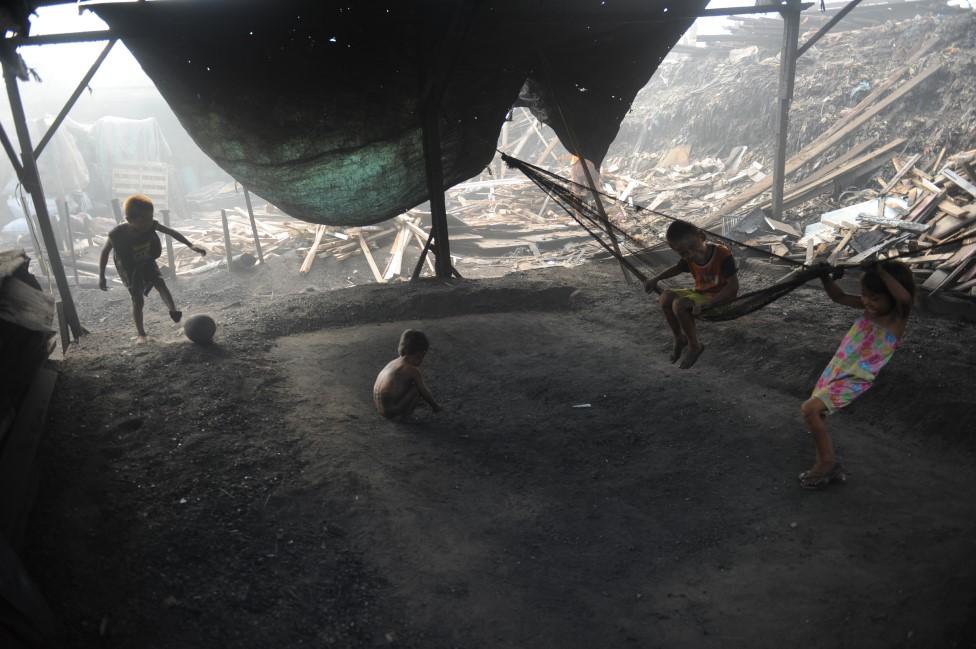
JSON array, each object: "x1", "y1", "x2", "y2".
[
  {"x1": 798, "y1": 462, "x2": 845, "y2": 489},
  {"x1": 679, "y1": 343, "x2": 705, "y2": 369},
  {"x1": 170, "y1": 310, "x2": 182, "y2": 323},
  {"x1": 135, "y1": 334, "x2": 149, "y2": 345},
  {"x1": 670, "y1": 336, "x2": 688, "y2": 364}
]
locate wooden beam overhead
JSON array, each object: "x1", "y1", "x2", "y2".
[{"x1": 6, "y1": 30, "x2": 116, "y2": 47}]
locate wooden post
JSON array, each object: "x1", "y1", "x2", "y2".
[
  {"x1": 421, "y1": 106, "x2": 453, "y2": 279},
  {"x1": 111, "y1": 197, "x2": 123, "y2": 224},
  {"x1": 220, "y1": 208, "x2": 234, "y2": 272},
  {"x1": 2, "y1": 55, "x2": 83, "y2": 338},
  {"x1": 57, "y1": 198, "x2": 78, "y2": 285},
  {"x1": 242, "y1": 186, "x2": 264, "y2": 263},
  {"x1": 161, "y1": 209, "x2": 177, "y2": 278},
  {"x1": 771, "y1": 0, "x2": 801, "y2": 221}
]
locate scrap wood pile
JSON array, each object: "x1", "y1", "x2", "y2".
[
  {"x1": 723, "y1": 148, "x2": 976, "y2": 295},
  {"x1": 296, "y1": 215, "x2": 432, "y2": 282},
  {"x1": 607, "y1": 7, "x2": 976, "y2": 185},
  {"x1": 294, "y1": 200, "x2": 601, "y2": 281}
]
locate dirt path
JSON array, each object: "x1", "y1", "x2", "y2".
[{"x1": 23, "y1": 259, "x2": 976, "y2": 648}]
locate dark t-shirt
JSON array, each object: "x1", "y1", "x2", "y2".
[{"x1": 108, "y1": 221, "x2": 162, "y2": 271}]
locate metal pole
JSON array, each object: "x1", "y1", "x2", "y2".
[
  {"x1": 242, "y1": 186, "x2": 264, "y2": 263},
  {"x1": 0, "y1": 123, "x2": 23, "y2": 179},
  {"x1": 2, "y1": 52, "x2": 83, "y2": 338},
  {"x1": 34, "y1": 39, "x2": 116, "y2": 159},
  {"x1": 161, "y1": 209, "x2": 177, "y2": 278},
  {"x1": 771, "y1": 1, "x2": 802, "y2": 221},
  {"x1": 57, "y1": 198, "x2": 78, "y2": 285},
  {"x1": 220, "y1": 208, "x2": 234, "y2": 272}
]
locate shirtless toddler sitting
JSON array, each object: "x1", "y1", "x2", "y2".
[{"x1": 373, "y1": 329, "x2": 441, "y2": 420}]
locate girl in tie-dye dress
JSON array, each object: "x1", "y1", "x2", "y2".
[{"x1": 798, "y1": 261, "x2": 915, "y2": 490}]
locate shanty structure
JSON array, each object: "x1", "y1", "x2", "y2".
[{"x1": 2, "y1": 0, "x2": 871, "y2": 334}]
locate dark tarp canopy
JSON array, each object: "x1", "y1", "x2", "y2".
[{"x1": 88, "y1": 0, "x2": 705, "y2": 226}]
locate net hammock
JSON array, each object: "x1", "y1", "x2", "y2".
[{"x1": 501, "y1": 153, "x2": 830, "y2": 322}]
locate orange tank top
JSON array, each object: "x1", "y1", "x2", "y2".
[{"x1": 688, "y1": 244, "x2": 735, "y2": 294}]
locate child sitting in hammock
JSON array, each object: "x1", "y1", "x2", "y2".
[
  {"x1": 643, "y1": 220, "x2": 739, "y2": 369},
  {"x1": 798, "y1": 261, "x2": 914, "y2": 490}
]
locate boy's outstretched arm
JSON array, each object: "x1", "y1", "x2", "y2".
[
  {"x1": 644, "y1": 263, "x2": 685, "y2": 293},
  {"x1": 156, "y1": 223, "x2": 206, "y2": 255},
  {"x1": 820, "y1": 275, "x2": 862, "y2": 309},
  {"x1": 98, "y1": 239, "x2": 113, "y2": 290},
  {"x1": 412, "y1": 369, "x2": 441, "y2": 412}
]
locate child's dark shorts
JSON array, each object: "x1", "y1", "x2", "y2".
[{"x1": 119, "y1": 261, "x2": 161, "y2": 298}]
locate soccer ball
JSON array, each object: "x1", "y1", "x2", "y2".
[{"x1": 184, "y1": 314, "x2": 217, "y2": 344}]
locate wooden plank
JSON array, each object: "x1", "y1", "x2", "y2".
[
  {"x1": 857, "y1": 215, "x2": 929, "y2": 233},
  {"x1": 942, "y1": 242, "x2": 976, "y2": 269},
  {"x1": 878, "y1": 153, "x2": 920, "y2": 195},
  {"x1": 911, "y1": 171, "x2": 944, "y2": 195},
  {"x1": 763, "y1": 138, "x2": 906, "y2": 211},
  {"x1": 764, "y1": 216, "x2": 801, "y2": 237},
  {"x1": 801, "y1": 137, "x2": 877, "y2": 187},
  {"x1": 900, "y1": 253, "x2": 953, "y2": 265},
  {"x1": 941, "y1": 168, "x2": 976, "y2": 199},
  {"x1": 938, "y1": 199, "x2": 966, "y2": 218},
  {"x1": 932, "y1": 255, "x2": 976, "y2": 294},
  {"x1": 382, "y1": 226, "x2": 410, "y2": 280},
  {"x1": 712, "y1": 59, "x2": 942, "y2": 222},
  {"x1": 848, "y1": 233, "x2": 911, "y2": 264},
  {"x1": 357, "y1": 234, "x2": 385, "y2": 283},
  {"x1": 299, "y1": 225, "x2": 326, "y2": 274},
  {"x1": 828, "y1": 229, "x2": 853, "y2": 265}
]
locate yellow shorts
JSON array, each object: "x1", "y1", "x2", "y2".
[{"x1": 669, "y1": 288, "x2": 712, "y2": 305}]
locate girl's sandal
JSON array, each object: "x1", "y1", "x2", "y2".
[{"x1": 799, "y1": 464, "x2": 847, "y2": 490}]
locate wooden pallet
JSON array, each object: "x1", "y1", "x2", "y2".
[{"x1": 111, "y1": 161, "x2": 169, "y2": 210}]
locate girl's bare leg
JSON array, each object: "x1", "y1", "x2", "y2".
[{"x1": 801, "y1": 397, "x2": 837, "y2": 473}]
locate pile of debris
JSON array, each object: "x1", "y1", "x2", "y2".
[
  {"x1": 608, "y1": 8, "x2": 976, "y2": 187},
  {"x1": 728, "y1": 148, "x2": 976, "y2": 295}
]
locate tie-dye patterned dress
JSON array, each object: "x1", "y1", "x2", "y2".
[{"x1": 811, "y1": 315, "x2": 900, "y2": 413}]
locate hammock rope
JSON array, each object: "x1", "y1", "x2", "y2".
[{"x1": 502, "y1": 153, "x2": 846, "y2": 322}]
